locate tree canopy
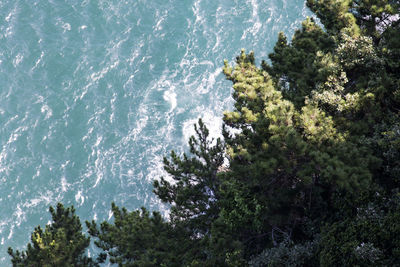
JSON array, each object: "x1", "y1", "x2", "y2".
[{"x1": 8, "y1": 203, "x2": 97, "y2": 267}]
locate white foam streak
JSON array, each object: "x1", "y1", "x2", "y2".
[
  {"x1": 108, "y1": 209, "x2": 113, "y2": 221},
  {"x1": 90, "y1": 60, "x2": 120, "y2": 83},
  {"x1": 163, "y1": 90, "x2": 177, "y2": 111},
  {"x1": 61, "y1": 176, "x2": 69, "y2": 192},
  {"x1": 12, "y1": 53, "x2": 23, "y2": 67},
  {"x1": 31, "y1": 51, "x2": 44, "y2": 72},
  {"x1": 23, "y1": 191, "x2": 54, "y2": 209},
  {"x1": 192, "y1": 0, "x2": 204, "y2": 25},
  {"x1": 41, "y1": 105, "x2": 53, "y2": 120},
  {"x1": 75, "y1": 190, "x2": 84, "y2": 206},
  {"x1": 182, "y1": 110, "x2": 223, "y2": 144},
  {"x1": 5, "y1": 12, "x2": 12, "y2": 22},
  {"x1": 7, "y1": 226, "x2": 13, "y2": 240}
]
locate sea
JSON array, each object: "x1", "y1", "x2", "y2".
[{"x1": 0, "y1": 0, "x2": 311, "y2": 264}]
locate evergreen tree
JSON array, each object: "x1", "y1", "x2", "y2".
[
  {"x1": 251, "y1": 0, "x2": 400, "y2": 265},
  {"x1": 153, "y1": 118, "x2": 225, "y2": 236},
  {"x1": 86, "y1": 204, "x2": 190, "y2": 267},
  {"x1": 86, "y1": 120, "x2": 228, "y2": 266},
  {"x1": 8, "y1": 203, "x2": 96, "y2": 267},
  {"x1": 220, "y1": 49, "x2": 377, "y2": 260}
]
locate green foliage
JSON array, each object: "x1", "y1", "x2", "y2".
[
  {"x1": 87, "y1": 120, "x2": 228, "y2": 266},
  {"x1": 249, "y1": 239, "x2": 318, "y2": 267},
  {"x1": 351, "y1": 0, "x2": 400, "y2": 43},
  {"x1": 306, "y1": 0, "x2": 361, "y2": 36},
  {"x1": 319, "y1": 195, "x2": 400, "y2": 266},
  {"x1": 153, "y1": 118, "x2": 225, "y2": 235},
  {"x1": 86, "y1": 203, "x2": 190, "y2": 267},
  {"x1": 266, "y1": 18, "x2": 334, "y2": 107},
  {"x1": 220, "y1": 0, "x2": 399, "y2": 265},
  {"x1": 8, "y1": 203, "x2": 96, "y2": 267},
  {"x1": 220, "y1": 48, "x2": 377, "y2": 261}
]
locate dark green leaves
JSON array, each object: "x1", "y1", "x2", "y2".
[{"x1": 8, "y1": 203, "x2": 97, "y2": 267}]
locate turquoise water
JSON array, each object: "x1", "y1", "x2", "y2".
[{"x1": 0, "y1": 0, "x2": 310, "y2": 264}]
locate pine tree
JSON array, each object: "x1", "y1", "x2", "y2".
[
  {"x1": 86, "y1": 204, "x2": 189, "y2": 267},
  {"x1": 220, "y1": 49, "x2": 377, "y2": 260},
  {"x1": 87, "y1": 120, "x2": 227, "y2": 266},
  {"x1": 8, "y1": 203, "x2": 96, "y2": 267},
  {"x1": 153, "y1": 118, "x2": 225, "y2": 236},
  {"x1": 249, "y1": 0, "x2": 400, "y2": 265}
]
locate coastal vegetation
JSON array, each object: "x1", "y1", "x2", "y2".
[{"x1": 8, "y1": 0, "x2": 400, "y2": 266}]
